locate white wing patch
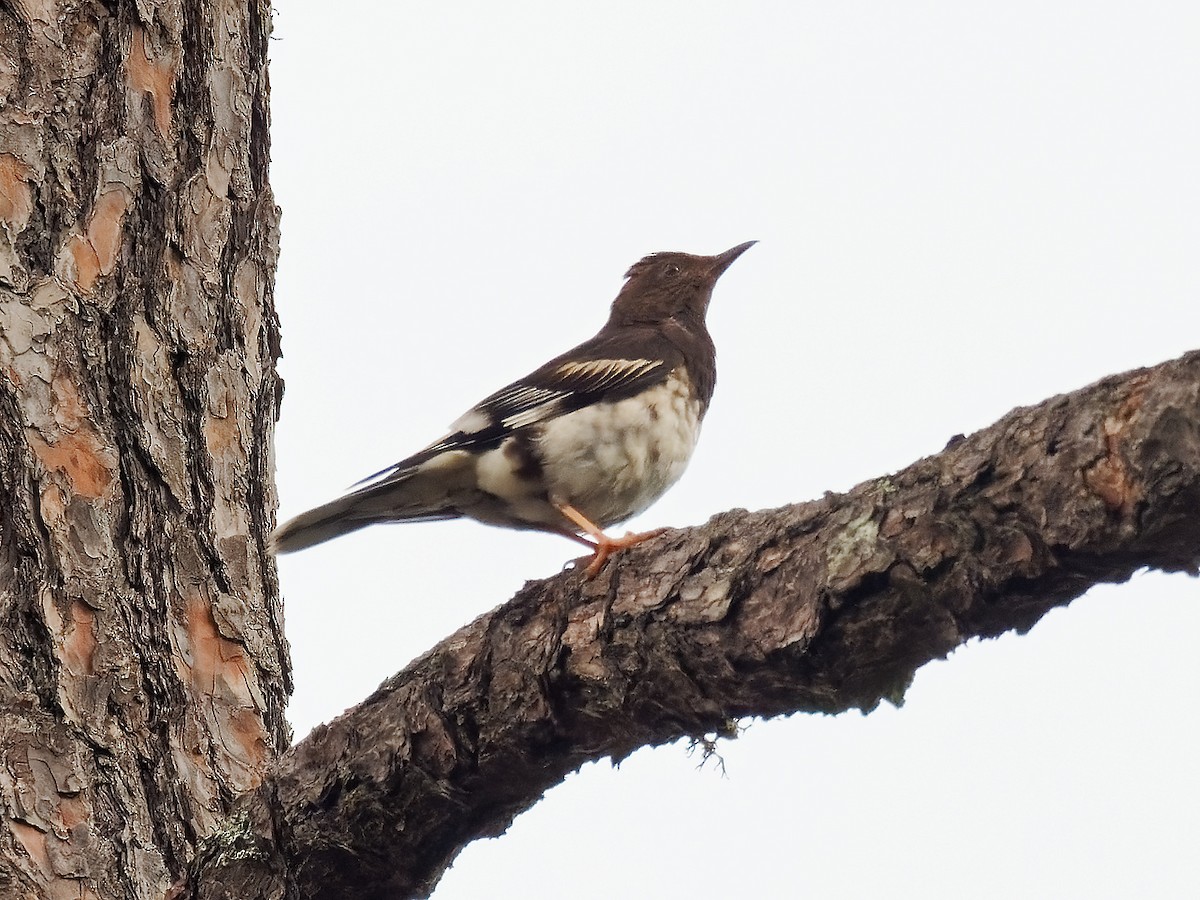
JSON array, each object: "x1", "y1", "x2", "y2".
[
  {"x1": 555, "y1": 358, "x2": 663, "y2": 387},
  {"x1": 490, "y1": 384, "x2": 562, "y2": 411},
  {"x1": 449, "y1": 407, "x2": 491, "y2": 434},
  {"x1": 474, "y1": 384, "x2": 562, "y2": 429}
]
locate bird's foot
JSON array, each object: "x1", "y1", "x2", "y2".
[
  {"x1": 552, "y1": 501, "x2": 668, "y2": 579},
  {"x1": 579, "y1": 528, "x2": 668, "y2": 579}
]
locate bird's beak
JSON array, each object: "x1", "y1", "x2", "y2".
[{"x1": 709, "y1": 240, "x2": 757, "y2": 277}]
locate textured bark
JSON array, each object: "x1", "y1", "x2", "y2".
[
  {"x1": 0, "y1": 1, "x2": 285, "y2": 898},
  {"x1": 180, "y1": 351, "x2": 1200, "y2": 899},
  {"x1": 4, "y1": 4, "x2": 1200, "y2": 900}
]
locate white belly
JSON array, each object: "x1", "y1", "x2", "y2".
[{"x1": 535, "y1": 368, "x2": 702, "y2": 527}]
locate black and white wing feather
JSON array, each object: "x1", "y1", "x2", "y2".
[
  {"x1": 450, "y1": 355, "x2": 667, "y2": 435},
  {"x1": 358, "y1": 328, "x2": 681, "y2": 484}
]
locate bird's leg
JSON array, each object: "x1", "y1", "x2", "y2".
[{"x1": 553, "y1": 501, "x2": 667, "y2": 579}]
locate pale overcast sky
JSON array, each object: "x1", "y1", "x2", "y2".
[{"x1": 269, "y1": 4, "x2": 1199, "y2": 897}]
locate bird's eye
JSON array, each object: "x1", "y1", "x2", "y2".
[{"x1": 662, "y1": 263, "x2": 681, "y2": 277}]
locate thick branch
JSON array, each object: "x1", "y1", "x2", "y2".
[{"x1": 193, "y1": 350, "x2": 1200, "y2": 899}]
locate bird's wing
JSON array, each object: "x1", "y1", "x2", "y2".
[
  {"x1": 462, "y1": 354, "x2": 668, "y2": 430},
  {"x1": 354, "y1": 327, "x2": 681, "y2": 487}
]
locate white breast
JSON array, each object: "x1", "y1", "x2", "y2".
[{"x1": 535, "y1": 367, "x2": 702, "y2": 527}]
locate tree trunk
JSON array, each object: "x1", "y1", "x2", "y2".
[
  {"x1": 0, "y1": 1, "x2": 285, "y2": 897},
  {"x1": 3, "y1": 4, "x2": 1199, "y2": 900}
]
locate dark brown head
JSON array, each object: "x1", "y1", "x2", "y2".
[{"x1": 607, "y1": 241, "x2": 756, "y2": 327}]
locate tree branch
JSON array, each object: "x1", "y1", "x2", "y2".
[{"x1": 187, "y1": 350, "x2": 1200, "y2": 899}]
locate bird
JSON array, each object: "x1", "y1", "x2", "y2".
[{"x1": 271, "y1": 240, "x2": 756, "y2": 577}]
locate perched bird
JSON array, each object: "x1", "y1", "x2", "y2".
[{"x1": 271, "y1": 241, "x2": 756, "y2": 577}]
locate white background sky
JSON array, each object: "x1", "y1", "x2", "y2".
[{"x1": 268, "y1": 4, "x2": 1199, "y2": 897}]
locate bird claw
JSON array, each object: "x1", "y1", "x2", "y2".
[{"x1": 578, "y1": 527, "x2": 668, "y2": 579}]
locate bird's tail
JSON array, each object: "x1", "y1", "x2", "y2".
[
  {"x1": 270, "y1": 492, "x2": 380, "y2": 554},
  {"x1": 270, "y1": 455, "x2": 471, "y2": 554}
]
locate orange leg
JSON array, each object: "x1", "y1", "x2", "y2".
[{"x1": 554, "y1": 501, "x2": 666, "y2": 579}]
